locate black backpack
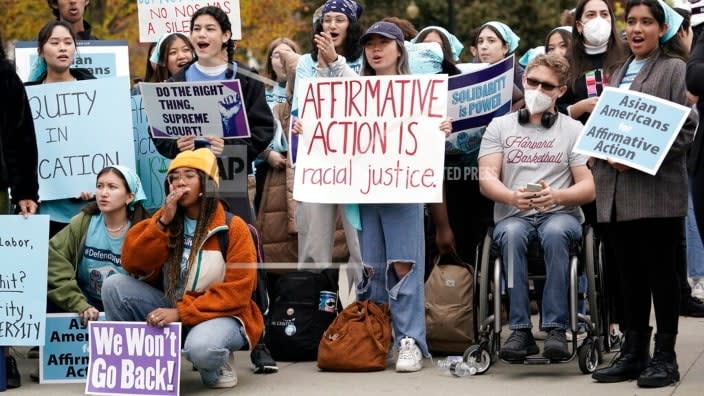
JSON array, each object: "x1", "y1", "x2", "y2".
[
  {"x1": 265, "y1": 269, "x2": 340, "y2": 361},
  {"x1": 217, "y1": 211, "x2": 269, "y2": 315}
]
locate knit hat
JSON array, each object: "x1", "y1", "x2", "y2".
[
  {"x1": 322, "y1": 0, "x2": 363, "y2": 22},
  {"x1": 167, "y1": 148, "x2": 220, "y2": 186}
]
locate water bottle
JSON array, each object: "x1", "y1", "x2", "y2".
[{"x1": 436, "y1": 358, "x2": 477, "y2": 377}]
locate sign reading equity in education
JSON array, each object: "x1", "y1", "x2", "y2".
[
  {"x1": 140, "y1": 81, "x2": 251, "y2": 139},
  {"x1": 14, "y1": 41, "x2": 130, "y2": 82},
  {"x1": 446, "y1": 55, "x2": 514, "y2": 173},
  {"x1": 137, "y1": 0, "x2": 241, "y2": 42},
  {"x1": 0, "y1": 215, "x2": 49, "y2": 346},
  {"x1": 293, "y1": 75, "x2": 448, "y2": 203},
  {"x1": 39, "y1": 313, "x2": 106, "y2": 384},
  {"x1": 573, "y1": 87, "x2": 692, "y2": 175},
  {"x1": 132, "y1": 95, "x2": 170, "y2": 211},
  {"x1": 26, "y1": 77, "x2": 136, "y2": 200},
  {"x1": 86, "y1": 321, "x2": 181, "y2": 396}
]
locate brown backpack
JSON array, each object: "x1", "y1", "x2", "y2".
[{"x1": 425, "y1": 251, "x2": 475, "y2": 354}]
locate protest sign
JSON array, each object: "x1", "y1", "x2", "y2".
[
  {"x1": 39, "y1": 313, "x2": 106, "y2": 384},
  {"x1": 26, "y1": 77, "x2": 136, "y2": 200},
  {"x1": 137, "y1": 0, "x2": 241, "y2": 42},
  {"x1": 445, "y1": 55, "x2": 514, "y2": 173},
  {"x1": 132, "y1": 95, "x2": 170, "y2": 211},
  {"x1": 14, "y1": 41, "x2": 130, "y2": 82},
  {"x1": 0, "y1": 215, "x2": 49, "y2": 346},
  {"x1": 140, "y1": 81, "x2": 251, "y2": 139},
  {"x1": 293, "y1": 75, "x2": 448, "y2": 203},
  {"x1": 86, "y1": 321, "x2": 181, "y2": 396},
  {"x1": 573, "y1": 87, "x2": 691, "y2": 175}
]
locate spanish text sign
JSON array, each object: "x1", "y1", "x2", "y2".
[
  {"x1": 39, "y1": 313, "x2": 106, "y2": 384},
  {"x1": 140, "y1": 80, "x2": 251, "y2": 139},
  {"x1": 85, "y1": 321, "x2": 181, "y2": 395},
  {"x1": 0, "y1": 215, "x2": 49, "y2": 345},
  {"x1": 26, "y1": 77, "x2": 136, "y2": 200},
  {"x1": 294, "y1": 75, "x2": 448, "y2": 203},
  {"x1": 137, "y1": 0, "x2": 241, "y2": 42},
  {"x1": 573, "y1": 87, "x2": 691, "y2": 175}
]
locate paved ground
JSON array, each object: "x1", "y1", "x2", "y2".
[{"x1": 4, "y1": 314, "x2": 703, "y2": 395}]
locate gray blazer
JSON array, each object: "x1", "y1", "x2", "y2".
[{"x1": 593, "y1": 50, "x2": 697, "y2": 223}]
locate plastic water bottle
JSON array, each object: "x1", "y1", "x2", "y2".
[{"x1": 436, "y1": 358, "x2": 477, "y2": 377}]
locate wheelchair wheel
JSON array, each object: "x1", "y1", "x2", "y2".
[
  {"x1": 463, "y1": 344, "x2": 492, "y2": 374},
  {"x1": 577, "y1": 339, "x2": 601, "y2": 374},
  {"x1": 583, "y1": 226, "x2": 601, "y2": 338},
  {"x1": 477, "y1": 230, "x2": 493, "y2": 332}
]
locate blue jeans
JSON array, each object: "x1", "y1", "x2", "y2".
[
  {"x1": 687, "y1": 189, "x2": 704, "y2": 278},
  {"x1": 356, "y1": 203, "x2": 428, "y2": 357},
  {"x1": 102, "y1": 274, "x2": 247, "y2": 387},
  {"x1": 493, "y1": 213, "x2": 582, "y2": 330}
]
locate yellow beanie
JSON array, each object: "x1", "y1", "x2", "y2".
[{"x1": 167, "y1": 148, "x2": 220, "y2": 185}]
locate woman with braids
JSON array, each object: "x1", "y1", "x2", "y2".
[
  {"x1": 151, "y1": 6, "x2": 273, "y2": 224},
  {"x1": 102, "y1": 149, "x2": 264, "y2": 389}
]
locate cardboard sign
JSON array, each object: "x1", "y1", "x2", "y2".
[
  {"x1": 293, "y1": 75, "x2": 448, "y2": 203},
  {"x1": 574, "y1": 87, "x2": 691, "y2": 175},
  {"x1": 137, "y1": 0, "x2": 241, "y2": 42},
  {"x1": 0, "y1": 215, "x2": 49, "y2": 346}
]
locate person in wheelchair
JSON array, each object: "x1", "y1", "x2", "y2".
[{"x1": 478, "y1": 53, "x2": 595, "y2": 362}]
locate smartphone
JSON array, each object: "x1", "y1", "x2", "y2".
[{"x1": 526, "y1": 183, "x2": 543, "y2": 192}]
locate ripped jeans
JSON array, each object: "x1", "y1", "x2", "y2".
[{"x1": 356, "y1": 203, "x2": 428, "y2": 357}]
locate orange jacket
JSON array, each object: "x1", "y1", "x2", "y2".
[{"x1": 121, "y1": 203, "x2": 263, "y2": 348}]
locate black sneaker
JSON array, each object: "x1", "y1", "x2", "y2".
[
  {"x1": 543, "y1": 328, "x2": 570, "y2": 361},
  {"x1": 250, "y1": 343, "x2": 278, "y2": 374},
  {"x1": 6, "y1": 355, "x2": 21, "y2": 389},
  {"x1": 500, "y1": 329, "x2": 539, "y2": 361},
  {"x1": 680, "y1": 295, "x2": 704, "y2": 317}
]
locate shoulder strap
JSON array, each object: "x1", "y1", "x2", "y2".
[{"x1": 217, "y1": 211, "x2": 235, "y2": 258}]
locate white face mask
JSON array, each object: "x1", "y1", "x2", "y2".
[
  {"x1": 582, "y1": 17, "x2": 611, "y2": 46},
  {"x1": 524, "y1": 88, "x2": 554, "y2": 115}
]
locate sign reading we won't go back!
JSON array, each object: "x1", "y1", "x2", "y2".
[{"x1": 293, "y1": 75, "x2": 448, "y2": 204}]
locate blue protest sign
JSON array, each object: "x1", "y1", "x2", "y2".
[
  {"x1": 39, "y1": 313, "x2": 106, "y2": 383},
  {"x1": 26, "y1": 77, "x2": 136, "y2": 200},
  {"x1": 0, "y1": 215, "x2": 49, "y2": 346},
  {"x1": 574, "y1": 87, "x2": 692, "y2": 175},
  {"x1": 14, "y1": 41, "x2": 130, "y2": 82},
  {"x1": 131, "y1": 95, "x2": 170, "y2": 211}
]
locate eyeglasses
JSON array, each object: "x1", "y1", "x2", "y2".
[
  {"x1": 524, "y1": 77, "x2": 562, "y2": 92},
  {"x1": 167, "y1": 171, "x2": 199, "y2": 184}
]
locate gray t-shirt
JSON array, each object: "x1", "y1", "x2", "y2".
[{"x1": 478, "y1": 112, "x2": 588, "y2": 223}]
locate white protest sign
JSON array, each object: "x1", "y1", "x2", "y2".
[
  {"x1": 293, "y1": 75, "x2": 448, "y2": 203},
  {"x1": 137, "y1": 0, "x2": 241, "y2": 42},
  {"x1": 140, "y1": 80, "x2": 251, "y2": 139}
]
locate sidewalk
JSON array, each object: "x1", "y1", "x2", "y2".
[{"x1": 5, "y1": 315, "x2": 703, "y2": 395}]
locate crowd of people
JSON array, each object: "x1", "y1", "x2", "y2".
[{"x1": 2, "y1": 0, "x2": 704, "y2": 391}]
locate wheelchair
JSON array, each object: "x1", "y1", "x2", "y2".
[{"x1": 463, "y1": 223, "x2": 611, "y2": 375}]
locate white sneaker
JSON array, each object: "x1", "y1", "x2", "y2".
[
  {"x1": 692, "y1": 279, "x2": 704, "y2": 300},
  {"x1": 395, "y1": 337, "x2": 423, "y2": 372},
  {"x1": 566, "y1": 330, "x2": 587, "y2": 342},
  {"x1": 209, "y1": 353, "x2": 238, "y2": 388}
]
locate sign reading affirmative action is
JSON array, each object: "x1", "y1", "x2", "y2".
[
  {"x1": 137, "y1": 0, "x2": 241, "y2": 42},
  {"x1": 26, "y1": 77, "x2": 136, "y2": 200},
  {"x1": 86, "y1": 321, "x2": 181, "y2": 396},
  {"x1": 574, "y1": 87, "x2": 691, "y2": 175},
  {"x1": 293, "y1": 75, "x2": 448, "y2": 203},
  {"x1": 0, "y1": 215, "x2": 49, "y2": 346},
  {"x1": 140, "y1": 81, "x2": 251, "y2": 139}
]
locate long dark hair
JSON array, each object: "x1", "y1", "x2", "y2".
[
  {"x1": 152, "y1": 33, "x2": 194, "y2": 82},
  {"x1": 190, "y1": 6, "x2": 236, "y2": 78},
  {"x1": 310, "y1": 17, "x2": 364, "y2": 62},
  {"x1": 544, "y1": 28, "x2": 572, "y2": 56},
  {"x1": 568, "y1": 0, "x2": 627, "y2": 89},
  {"x1": 82, "y1": 167, "x2": 149, "y2": 223},
  {"x1": 415, "y1": 28, "x2": 462, "y2": 75},
  {"x1": 161, "y1": 170, "x2": 219, "y2": 303},
  {"x1": 624, "y1": 0, "x2": 688, "y2": 60}
]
